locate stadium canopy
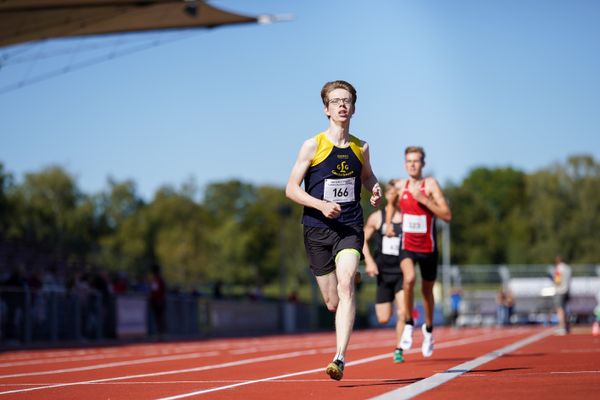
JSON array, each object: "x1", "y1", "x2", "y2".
[{"x1": 0, "y1": 0, "x2": 278, "y2": 48}]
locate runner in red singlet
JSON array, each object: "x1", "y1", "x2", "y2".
[
  {"x1": 384, "y1": 146, "x2": 451, "y2": 358},
  {"x1": 399, "y1": 179, "x2": 436, "y2": 253}
]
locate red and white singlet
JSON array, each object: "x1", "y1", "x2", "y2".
[{"x1": 398, "y1": 180, "x2": 436, "y2": 253}]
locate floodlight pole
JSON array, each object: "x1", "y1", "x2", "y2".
[{"x1": 440, "y1": 220, "x2": 452, "y2": 318}]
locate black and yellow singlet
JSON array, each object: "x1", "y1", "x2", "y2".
[{"x1": 302, "y1": 132, "x2": 365, "y2": 228}]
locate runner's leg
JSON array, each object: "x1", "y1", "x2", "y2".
[
  {"x1": 333, "y1": 249, "x2": 360, "y2": 359},
  {"x1": 421, "y1": 279, "x2": 435, "y2": 328},
  {"x1": 401, "y1": 258, "x2": 416, "y2": 321},
  {"x1": 315, "y1": 271, "x2": 339, "y2": 312}
]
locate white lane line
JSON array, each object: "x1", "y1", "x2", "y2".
[
  {"x1": 6, "y1": 369, "x2": 597, "y2": 387},
  {"x1": 154, "y1": 329, "x2": 533, "y2": 399},
  {"x1": 0, "y1": 378, "x2": 410, "y2": 386},
  {"x1": 370, "y1": 328, "x2": 554, "y2": 400},
  {"x1": 0, "y1": 351, "x2": 219, "y2": 379},
  {"x1": 0, "y1": 346, "x2": 204, "y2": 366},
  {"x1": 0, "y1": 328, "x2": 531, "y2": 397},
  {"x1": 156, "y1": 367, "x2": 328, "y2": 399},
  {"x1": 0, "y1": 348, "x2": 215, "y2": 369},
  {"x1": 0, "y1": 349, "x2": 318, "y2": 396}
]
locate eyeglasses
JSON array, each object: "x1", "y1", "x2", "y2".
[{"x1": 328, "y1": 98, "x2": 353, "y2": 106}]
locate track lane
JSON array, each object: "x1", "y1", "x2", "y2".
[
  {"x1": 0, "y1": 326, "x2": 551, "y2": 399},
  {"x1": 415, "y1": 328, "x2": 600, "y2": 400}
]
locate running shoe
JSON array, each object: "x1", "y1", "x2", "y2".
[
  {"x1": 393, "y1": 348, "x2": 404, "y2": 363},
  {"x1": 400, "y1": 324, "x2": 413, "y2": 350},
  {"x1": 421, "y1": 324, "x2": 434, "y2": 357},
  {"x1": 325, "y1": 359, "x2": 345, "y2": 381}
]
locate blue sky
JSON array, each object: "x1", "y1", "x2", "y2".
[{"x1": 1, "y1": 0, "x2": 599, "y2": 201}]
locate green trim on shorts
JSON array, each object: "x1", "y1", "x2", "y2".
[{"x1": 335, "y1": 248, "x2": 361, "y2": 263}]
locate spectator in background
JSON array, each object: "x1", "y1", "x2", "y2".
[
  {"x1": 496, "y1": 287, "x2": 514, "y2": 326},
  {"x1": 111, "y1": 271, "x2": 129, "y2": 295},
  {"x1": 450, "y1": 288, "x2": 463, "y2": 327},
  {"x1": 248, "y1": 278, "x2": 265, "y2": 301},
  {"x1": 149, "y1": 263, "x2": 167, "y2": 340},
  {"x1": 505, "y1": 287, "x2": 515, "y2": 324},
  {"x1": 1, "y1": 265, "x2": 27, "y2": 341},
  {"x1": 551, "y1": 255, "x2": 572, "y2": 335},
  {"x1": 593, "y1": 290, "x2": 600, "y2": 336}
]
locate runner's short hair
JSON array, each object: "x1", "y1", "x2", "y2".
[
  {"x1": 405, "y1": 146, "x2": 426, "y2": 162},
  {"x1": 321, "y1": 80, "x2": 357, "y2": 106}
]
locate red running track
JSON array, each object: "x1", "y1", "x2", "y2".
[{"x1": 0, "y1": 326, "x2": 598, "y2": 399}]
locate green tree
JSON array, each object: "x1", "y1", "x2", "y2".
[
  {"x1": 202, "y1": 180, "x2": 257, "y2": 284},
  {"x1": 446, "y1": 167, "x2": 527, "y2": 264},
  {"x1": 526, "y1": 155, "x2": 600, "y2": 263},
  {"x1": 7, "y1": 166, "x2": 93, "y2": 259},
  {"x1": 94, "y1": 179, "x2": 147, "y2": 276},
  {"x1": 148, "y1": 186, "x2": 211, "y2": 287},
  {"x1": 99, "y1": 178, "x2": 144, "y2": 230}
]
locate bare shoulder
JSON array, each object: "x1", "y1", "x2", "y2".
[
  {"x1": 429, "y1": 176, "x2": 443, "y2": 185},
  {"x1": 297, "y1": 136, "x2": 318, "y2": 160},
  {"x1": 423, "y1": 176, "x2": 437, "y2": 185},
  {"x1": 394, "y1": 178, "x2": 406, "y2": 190},
  {"x1": 425, "y1": 176, "x2": 444, "y2": 194},
  {"x1": 302, "y1": 136, "x2": 318, "y2": 151}
]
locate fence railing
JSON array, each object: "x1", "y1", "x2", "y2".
[
  {"x1": 0, "y1": 287, "x2": 317, "y2": 346},
  {"x1": 2, "y1": 264, "x2": 599, "y2": 345}
]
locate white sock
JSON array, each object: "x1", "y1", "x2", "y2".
[{"x1": 333, "y1": 354, "x2": 345, "y2": 363}]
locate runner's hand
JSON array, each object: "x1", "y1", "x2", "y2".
[
  {"x1": 370, "y1": 184, "x2": 382, "y2": 207},
  {"x1": 321, "y1": 201, "x2": 341, "y2": 218},
  {"x1": 385, "y1": 224, "x2": 395, "y2": 237},
  {"x1": 365, "y1": 260, "x2": 379, "y2": 277}
]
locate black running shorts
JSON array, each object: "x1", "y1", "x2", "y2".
[
  {"x1": 303, "y1": 225, "x2": 364, "y2": 276},
  {"x1": 375, "y1": 273, "x2": 404, "y2": 303},
  {"x1": 400, "y1": 250, "x2": 439, "y2": 281}
]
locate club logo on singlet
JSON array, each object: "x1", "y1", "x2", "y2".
[{"x1": 332, "y1": 161, "x2": 352, "y2": 177}]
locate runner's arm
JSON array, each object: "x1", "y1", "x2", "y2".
[
  {"x1": 360, "y1": 141, "x2": 382, "y2": 207},
  {"x1": 285, "y1": 139, "x2": 341, "y2": 218},
  {"x1": 384, "y1": 182, "x2": 401, "y2": 237},
  {"x1": 420, "y1": 178, "x2": 452, "y2": 222},
  {"x1": 363, "y1": 212, "x2": 381, "y2": 277}
]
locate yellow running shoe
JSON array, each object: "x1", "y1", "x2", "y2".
[{"x1": 325, "y1": 359, "x2": 345, "y2": 381}]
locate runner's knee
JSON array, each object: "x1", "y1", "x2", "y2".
[
  {"x1": 421, "y1": 281, "x2": 434, "y2": 296},
  {"x1": 337, "y1": 279, "x2": 354, "y2": 300},
  {"x1": 322, "y1": 293, "x2": 339, "y2": 312},
  {"x1": 325, "y1": 300, "x2": 338, "y2": 312}
]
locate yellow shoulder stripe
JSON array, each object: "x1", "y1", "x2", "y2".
[
  {"x1": 310, "y1": 132, "x2": 365, "y2": 166},
  {"x1": 311, "y1": 132, "x2": 333, "y2": 166},
  {"x1": 349, "y1": 134, "x2": 364, "y2": 164}
]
